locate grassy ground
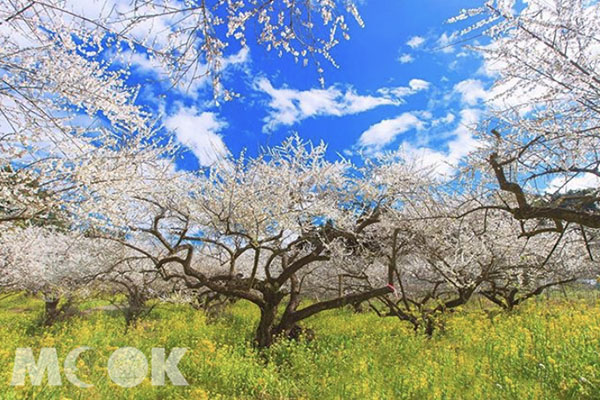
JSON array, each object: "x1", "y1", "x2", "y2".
[{"x1": 0, "y1": 292, "x2": 599, "y2": 399}]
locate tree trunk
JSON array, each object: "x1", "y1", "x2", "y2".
[
  {"x1": 43, "y1": 297, "x2": 60, "y2": 326},
  {"x1": 254, "y1": 303, "x2": 278, "y2": 348},
  {"x1": 125, "y1": 296, "x2": 145, "y2": 328},
  {"x1": 424, "y1": 315, "x2": 435, "y2": 338},
  {"x1": 505, "y1": 299, "x2": 515, "y2": 312}
]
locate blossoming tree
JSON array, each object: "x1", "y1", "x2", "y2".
[
  {"x1": 85, "y1": 137, "x2": 444, "y2": 347},
  {"x1": 0, "y1": 226, "x2": 121, "y2": 324},
  {"x1": 454, "y1": 0, "x2": 600, "y2": 237}
]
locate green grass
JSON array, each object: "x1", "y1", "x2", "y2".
[{"x1": 0, "y1": 292, "x2": 599, "y2": 399}]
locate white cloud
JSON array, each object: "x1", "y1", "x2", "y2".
[
  {"x1": 446, "y1": 108, "x2": 480, "y2": 161},
  {"x1": 406, "y1": 36, "x2": 426, "y2": 49},
  {"x1": 225, "y1": 46, "x2": 250, "y2": 65},
  {"x1": 164, "y1": 106, "x2": 229, "y2": 166},
  {"x1": 118, "y1": 50, "x2": 164, "y2": 74},
  {"x1": 377, "y1": 79, "x2": 431, "y2": 100},
  {"x1": 256, "y1": 78, "x2": 400, "y2": 132},
  {"x1": 398, "y1": 53, "x2": 415, "y2": 64},
  {"x1": 116, "y1": 47, "x2": 250, "y2": 95},
  {"x1": 62, "y1": 0, "x2": 206, "y2": 52},
  {"x1": 409, "y1": 79, "x2": 430, "y2": 92},
  {"x1": 453, "y1": 79, "x2": 488, "y2": 105},
  {"x1": 353, "y1": 80, "x2": 434, "y2": 150},
  {"x1": 398, "y1": 108, "x2": 481, "y2": 178},
  {"x1": 358, "y1": 112, "x2": 424, "y2": 148},
  {"x1": 546, "y1": 174, "x2": 600, "y2": 194},
  {"x1": 483, "y1": 66, "x2": 553, "y2": 114},
  {"x1": 432, "y1": 112, "x2": 456, "y2": 127},
  {"x1": 398, "y1": 143, "x2": 456, "y2": 177},
  {"x1": 437, "y1": 32, "x2": 457, "y2": 53}
]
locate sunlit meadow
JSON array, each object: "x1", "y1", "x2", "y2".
[{"x1": 1, "y1": 291, "x2": 599, "y2": 399}]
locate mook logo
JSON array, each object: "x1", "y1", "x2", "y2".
[{"x1": 10, "y1": 347, "x2": 188, "y2": 388}]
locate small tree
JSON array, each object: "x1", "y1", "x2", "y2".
[
  {"x1": 478, "y1": 224, "x2": 595, "y2": 310},
  {"x1": 0, "y1": 226, "x2": 117, "y2": 325},
  {"x1": 93, "y1": 254, "x2": 171, "y2": 331},
  {"x1": 353, "y1": 181, "x2": 594, "y2": 334}
]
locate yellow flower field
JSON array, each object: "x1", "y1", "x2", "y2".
[{"x1": 0, "y1": 292, "x2": 599, "y2": 399}]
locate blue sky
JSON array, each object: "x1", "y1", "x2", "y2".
[{"x1": 127, "y1": 0, "x2": 492, "y2": 175}]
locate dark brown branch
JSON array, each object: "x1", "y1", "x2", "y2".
[
  {"x1": 287, "y1": 286, "x2": 393, "y2": 324},
  {"x1": 489, "y1": 152, "x2": 600, "y2": 230}
]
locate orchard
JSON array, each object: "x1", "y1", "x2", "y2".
[{"x1": 1, "y1": 0, "x2": 599, "y2": 398}]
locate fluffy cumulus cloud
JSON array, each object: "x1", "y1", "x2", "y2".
[
  {"x1": 377, "y1": 79, "x2": 431, "y2": 100},
  {"x1": 398, "y1": 53, "x2": 415, "y2": 64},
  {"x1": 408, "y1": 79, "x2": 430, "y2": 91},
  {"x1": 445, "y1": 108, "x2": 481, "y2": 161},
  {"x1": 164, "y1": 106, "x2": 229, "y2": 166},
  {"x1": 453, "y1": 79, "x2": 488, "y2": 105},
  {"x1": 432, "y1": 112, "x2": 456, "y2": 127},
  {"x1": 399, "y1": 108, "x2": 481, "y2": 177},
  {"x1": 353, "y1": 79, "x2": 433, "y2": 149},
  {"x1": 546, "y1": 174, "x2": 600, "y2": 194},
  {"x1": 256, "y1": 78, "x2": 402, "y2": 132},
  {"x1": 358, "y1": 112, "x2": 424, "y2": 148},
  {"x1": 406, "y1": 36, "x2": 426, "y2": 49},
  {"x1": 354, "y1": 106, "x2": 481, "y2": 177},
  {"x1": 116, "y1": 47, "x2": 250, "y2": 95},
  {"x1": 255, "y1": 77, "x2": 433, "y2": 133},
  {"x1": 437, "y1": 32, "x2": 457, "y2": 53}
]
